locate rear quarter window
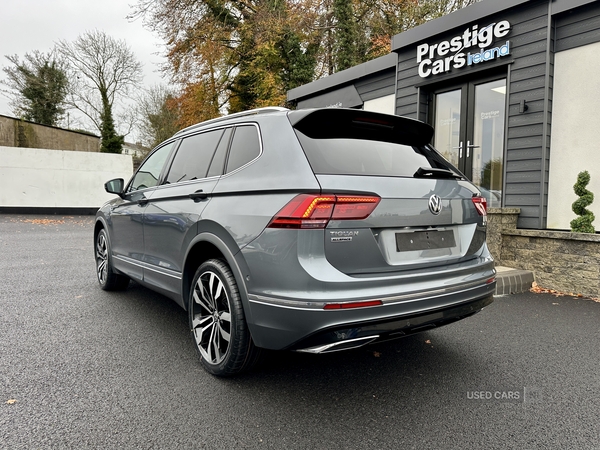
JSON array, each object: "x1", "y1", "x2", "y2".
[{"x1": 226, "y1": 125, "x2": 261, "y2": 173}]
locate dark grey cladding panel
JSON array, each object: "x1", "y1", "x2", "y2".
[
  {"x1": 296, "y1": 85, "x2": 363, "y2": 109},
  {"x1": 506, "y1": 148, "x2": 543, "y2": 161},
  {"x1": 518, "y1": 216, "x2": 542, "y2": 228},
  {"x1": 395, "y1": 103, "x2": 418, "y2": 119},
  {"x1": 552, "y1": 0, "x2": 598, "y2": 15},
  {"x1": 508, "y1": 123, "x2": 545, "y2": 139},
  {"x1": 505, "y1": 194, "x2": 544, "y2": 206},
  {"x1": 513, "y1": 204, "x2": 544, "y2": 223},
  {"x1": 355, "y1": 69, "x2": 396, "y2": 101},
  {"x1": 510, "y1": 63, "x2": 547, "y2": 82},
  {"x1": 556, "y1": 1, "x2": 600, "y2": 51}
]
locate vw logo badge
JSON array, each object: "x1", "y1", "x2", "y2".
[{"x1": 429, "y1": 194, "x2": 442, "y2": 215}]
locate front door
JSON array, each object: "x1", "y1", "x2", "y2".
[{"x1": 433, "y1": 77, "x2": 506, "y2": 207}]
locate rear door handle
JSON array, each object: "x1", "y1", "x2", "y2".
[
  {"x1": 189, "y1": 190, "x2": 208, "y2": 201},
  {"x1": 138, "y1": 197, "x2": 149, "y2": 206}
]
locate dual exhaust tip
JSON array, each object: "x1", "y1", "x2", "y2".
[{"x1": 296, "y1": 336, "x2": 380, "y2": 354}]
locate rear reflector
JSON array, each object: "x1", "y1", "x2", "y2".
[
  {"x1": 486, "y1": 277, "x2": 496, "y2": 284},
  {"x1": 323, "y1": 300, "x2": 383, "y2": 310},
  {"x1": 268, "y1": 194, "x2": 380, "y2": 229},
  {"x1": 472, "y1": 196, "x2": 487, "y2": 216}
]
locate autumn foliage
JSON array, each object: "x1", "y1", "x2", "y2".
[{"x1": 130, "y1": 0, "x2": 476, "y2": 127}]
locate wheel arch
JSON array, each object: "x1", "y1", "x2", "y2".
[
  {"x1": 93, "y1": 215, "x2": 111, "y2": 258},
  {"x1": 94, "y1": 216, "x2": 107, "y2": 240},
  {"x1": 182, "y1": 221, "x2": 254, "y2": 322}
]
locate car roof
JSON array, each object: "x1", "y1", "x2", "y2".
[{"x1": 174, "y1": 107, "x2": 290, "y2": 137}]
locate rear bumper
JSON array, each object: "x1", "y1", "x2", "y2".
[{"x1": 246, "y1": 281, "x2": 495, "y2": 350}]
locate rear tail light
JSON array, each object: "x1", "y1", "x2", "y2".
[
  {"x1": 472, "y1": 196, "x2": 487, "y2": 216},
  {"x1": 268, "y1": 194, "x2": 381, "y2": 229}
]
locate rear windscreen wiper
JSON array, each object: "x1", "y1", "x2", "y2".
[{"x1": 413, "y1": 167, "x2": 461, "y2": 179}]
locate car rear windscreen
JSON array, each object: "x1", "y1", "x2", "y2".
[
  {"x1": 290, "y1": 108, "x2": 459, "y2": 178},
  {"x1": 295, "y1": 131, "x2": 457, "y2": 178}
]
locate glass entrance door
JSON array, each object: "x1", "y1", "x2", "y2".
[{"x1": 433, "y1": 78, "x2": 506, "y2": 207}]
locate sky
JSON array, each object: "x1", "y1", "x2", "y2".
[{"x1": 0, "y1": 0, "x2": 167, "y2": 128}]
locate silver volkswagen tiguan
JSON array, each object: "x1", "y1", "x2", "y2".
[{"x1": 95, "y1": 107, "x2": 495, "y2": 376}]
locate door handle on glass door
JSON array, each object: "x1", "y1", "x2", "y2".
[
  {"x1": 466, "y1": 141, "x2": 480, "y2": 158},
  {"x1": 453, "y1": 141, "x2": 463, "y2": 158}
]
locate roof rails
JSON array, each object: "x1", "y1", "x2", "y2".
[{"x1": 174, "y1": 107, "x2": 289, "y2": 136}]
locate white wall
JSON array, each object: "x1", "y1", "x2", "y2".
[
  {"x1": 547, "y1": 42, "x2": 600, "y2": 230},
  {"x1": 363, "y1": 94, "x2": 396, "y2": 115},
  {"x1": 0, "y1": 147, "x2": 133, "y2": 208}
]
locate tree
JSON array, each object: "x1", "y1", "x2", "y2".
[
  {"x1": 333, "y1": 0, "x2": 359, "y2": 71},
  {"x1": 1, "y1": 51, "x2": 68, "y2": 126},
  {"x1": 57, "y1": 30, "x2": 143, "y2": 153},
  {"x1": 137, "y1": 85, "x2": 180, "y2": 149},
  {"x1": 131, "y1": 0, "x2": 477, "y2": 115},
  {"x1": 131, "y1": 0, "x2": 318, "y2": 114}
]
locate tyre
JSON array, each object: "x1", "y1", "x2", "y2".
[
  {"x1": 95, "y1": 228, "x2": 130, "y2": 291},
  {"x1": 189, "y1": 259, "x2": 261, "y2": 376}
]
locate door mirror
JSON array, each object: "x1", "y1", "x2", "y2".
[{"x1": 104, "y1": 178, "x2": 125, "y2": 197}]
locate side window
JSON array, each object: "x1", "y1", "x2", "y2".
[
  {"x1": 207, "y1": 127, "x2": 232, "y2": 178},
  {"x1": 128, "y1": 142, "x2": 174, "y2": 192},
  {"x1": 165, "y1": 129, "x2": 224, "y2": 184},
  {"x1": 226, "y1": 125, "x2": 261, "y2": 174}
]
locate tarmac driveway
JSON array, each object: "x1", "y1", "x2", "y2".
[{"x1": 1, "y1": 215, "x2": 599, "y2": 449}]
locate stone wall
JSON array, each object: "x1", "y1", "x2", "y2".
[
  {"x1": 487, "y1": 208, "x2": 520, "y2": 263},
  {"x1": 0, "y1": 115, "x2": 100, "y2": 152},
  {"x1": 500, "y1": 230, "x2": 600, "y2": 298},
  {"x1": 487, "y1": 208, "x2": 600, "y2": 298}
]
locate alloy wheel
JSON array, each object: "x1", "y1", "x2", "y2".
[
  {"x1": 96, "y1": 232, "x2": 108, "y2": 285},
  {"x1": 191, "y1": 270, "x2": 232, "y2": 365}
]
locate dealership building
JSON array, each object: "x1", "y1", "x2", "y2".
[{"x1": 288, "y1": 0, "x2": 600, "y2": 231}]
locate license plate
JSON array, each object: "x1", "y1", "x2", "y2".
[{"x1": 395, "y1": 230, "x2": 456, "y2": 252}]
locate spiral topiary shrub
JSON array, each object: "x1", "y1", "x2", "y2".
[{"x1": 570, "y1": 170, "x2": 596, "y2": 233}]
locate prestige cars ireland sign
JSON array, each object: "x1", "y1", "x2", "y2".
[{"x1": 417, "y1": 21, "x2": 511, "y2": 78}]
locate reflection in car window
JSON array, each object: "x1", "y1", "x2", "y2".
[
  {"x1": 226, "y1": 125, "x2": 261, "y2": 173},
  {"x1": 129, "y1": 142, "x2": 174, "y2": 192},
  {"x1": 166, "y1": 129, "x2": 224, "y2": 184}
]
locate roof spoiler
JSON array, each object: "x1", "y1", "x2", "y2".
[{"x1": 288, "y1": 108, "x2": 434, "y2": 146}]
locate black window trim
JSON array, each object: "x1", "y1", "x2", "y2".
[{"x1": 206, "y1": 126, "x2": 234, "y2": 178}]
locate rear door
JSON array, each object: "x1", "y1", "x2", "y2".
[{"x1": 290, "y1": 109, "x2": 486, "y2": 276}]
